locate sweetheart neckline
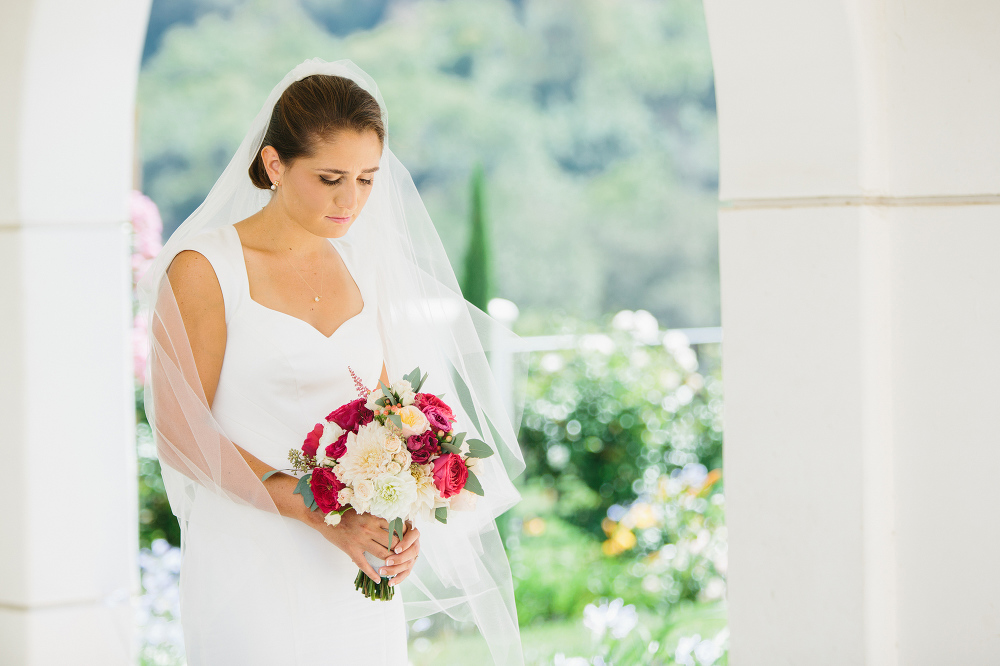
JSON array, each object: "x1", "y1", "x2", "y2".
[{"x1": 228, "y1": 225, "x2": 367, "y2": 341}]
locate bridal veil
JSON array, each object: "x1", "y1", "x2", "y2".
[{"x1": 137, "y1": 58, "x2": 527, "y2": 664}]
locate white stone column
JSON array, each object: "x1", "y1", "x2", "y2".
[
  {"x1": 0, "y1": 1, "x2": 150, "y2": 664},
  {"x1": 704, "y1": 0, "x2": 1000, "y2": 664}
]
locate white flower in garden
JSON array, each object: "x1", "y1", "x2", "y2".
[
  {"x1": 583, "y1": 598, "x2": 638, "y2": 641},
  {"x1": 324, "y1": 512, "x2": 341, "y2": 526},
  {"x1": 398, "y1": 405, "x2": 429, "y2": 438},
  {"x1": 319, "y1": 420, "x2": 344, "y2": 448},
  {"x1": 391, "y1": 378, "x2": 415, "y2": 406},
  {"x1": 369, "y1": 471, "x2": 417, "y2": 520},
  {"x1": 338, "y1": 422, "x2": 393, "y2": 483}
]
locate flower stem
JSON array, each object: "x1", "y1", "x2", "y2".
[{"x1": 354, "y1": 569, "x2": 394, "y2": 601}]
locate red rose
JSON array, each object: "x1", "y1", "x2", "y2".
[
  {"x1": 326, "y1": 398, "x2": 373, "y2": 433},
  {"x1": 432, "y1": 453, "x2": 469, "y2": 499},
  {"x1": 310, "y1": 467, "x2": 345, "y2": 514},
  {"x1": 325, "y1": 432, "x2": 348, "y2": 460},
  {"x1": 302, "y1": 423, "x2": 324, "y2": 458},
  {"x1": 406, "y1": 430, "x2": 441, "y2": 465}
]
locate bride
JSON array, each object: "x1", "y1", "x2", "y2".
[{"x1": 139, "y1": 59, "x2": 526, "y2": 665}]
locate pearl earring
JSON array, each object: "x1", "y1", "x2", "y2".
[{"x1": 270, "y1": 180, "x2": 278, "y2": 191}]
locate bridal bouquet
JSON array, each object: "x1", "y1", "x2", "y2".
[{"x1": 266, "y1": 366, "x2": 494, "y2": 600}]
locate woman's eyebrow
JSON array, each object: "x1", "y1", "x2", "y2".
[{"x1": 317, "y1": 167, "x2": 380, "y2": 174}]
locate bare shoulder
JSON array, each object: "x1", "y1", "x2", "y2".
[{"x1": 166, "y1": 250, "x2": 223, "y2": 307}]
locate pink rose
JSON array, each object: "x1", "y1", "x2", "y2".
[
  {"x1": 415, "y1": 392, "x2": 456, "y2": 420},
  {"x1": 406, "y1": 430, "x2": 441, "y2": 465},
  {"x1": 432, "y1": 453, "x2": 469, "y2": 499},
  {"x1": 326, "y1": 398, "x2": 373, "y2": 433},
  {"x1": 302, "y1": 423, "x2": 324, "y2": 458},
  {"x1": 325, "y1": 432, "x2": 348, "y2": 460},
  {"x1": 416, "y1": 393, "x2": 456, "y2": 433},
  {"x1": 310, "y1": 467, "x2": 345, "y2": 514}
]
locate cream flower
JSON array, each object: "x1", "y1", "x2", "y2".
[
  {"x1": 324, "y1": 512, "x2": 342, "y2": 526},
  {"x1": 353, "y1": 478, "x2": 375, "y2": 514},
  {"x1": 391, "y1": 378, "x2": 416, "y2": 406},
  {"x1": 398, "y1": 405, "x2": 430, "y2": 438},
  {"x1": 369, "y1": 471, "x2": 418, "y2": 520},
  {"x1": 364, "y1": 389, "x2": 382, "y2": 411},
  {"x1": 450, "y1": 488, "x2": 478, "y2": 512},
  {"x1": 386, "y1": 461, "x2": 402, "y2": 475},
  {"x1": 338, "y1": 422, "x2": 394, "y2": 484},
  {"x1": 319, "y1": 420, "x2": 345, "y2": 447},
  {"x1": 337, "y1": 487, "x2": 354, "y2": 505},
  {"x1": 383, "y1": 433, "x2": 404, "y2": 455},
  {"x1": 409, "y1": 463, "x2": 438, "y2": 522},
  {"x1": 393, "y1": 449, "x2": 411, "y2": 474}
]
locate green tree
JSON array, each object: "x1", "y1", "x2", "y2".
[{"x1": 462, "y1": 163, "x2": 492, "y2": 310}]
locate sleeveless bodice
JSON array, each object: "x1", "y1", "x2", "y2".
[
  {"x1": 172, "y1": 224, "x2": 407, "y2": 666},
  {"x1": 188, "y1": 225, "x2": 384, "y2": 470}
]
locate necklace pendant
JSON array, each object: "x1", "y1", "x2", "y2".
[{"x1": 314, "y1": 296, "x2": 321, "y2": 302}]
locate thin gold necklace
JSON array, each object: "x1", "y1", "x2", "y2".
[{"x1": 273, "y1": 237, "x2": 326, "y2": 303}]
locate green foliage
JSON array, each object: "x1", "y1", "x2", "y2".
[
  {"x1": 505, "y1": 310, "x2": 725, "y2": 626},
  {"x1": 516, "y1": 313, "x2": 723, "y2": 540},
  {"x1": 462, "y1": 163, "x2": 491, "y2": 310},
  {"x1": 138, "y1": 0, "x2": 719, "y2": 326},
  {"x1": 136, "y1": 399, "x2": 181, "y2": 548}
]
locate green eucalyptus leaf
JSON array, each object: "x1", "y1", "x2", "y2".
[
  {"x1": 451, "y1": 432, "x2": 466, "y2": 449},
  {"x1": 293, "y1": 474, "x2": 315, "y2": 509},
  {"x1": 463, "y1": 468, "x2": 485, "y2": 496},
  {"x1": 466, "y1": 438, "x2": 495, "y2": 458},
  {"x1": 415, "y1": 371, "x2": 429, "y2": 392},
  {"x1": 387, "y1": 413, "x2": 402, "y2": 430},
  {"x1": 435, "y1": 506, "x2": 448, "y2": 524},
  {"x1": 379, "y1": 380, "x2": 395, "y2": 401},
  {"x1": 439, "y1": 437, "x2": 461, "y2": 454},
  {"x1": 261, "y1": 470, "x2": 282, "y2": 482}
]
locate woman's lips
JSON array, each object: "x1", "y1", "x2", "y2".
[{"x1": 326, "y1": 215, "x2": 352, "y2": 224}]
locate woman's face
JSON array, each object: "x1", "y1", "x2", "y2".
[{"x1": 266, "y1": 129, "x2": 383, "y2": 239}]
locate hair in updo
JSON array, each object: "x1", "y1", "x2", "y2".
[{"x1": 248, "y1": 75, "x2": 385, "y2": 189}]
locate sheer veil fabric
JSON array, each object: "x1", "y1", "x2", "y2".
[{"x1": 137, "y1": 59, "x2": 527, "y2": 664}]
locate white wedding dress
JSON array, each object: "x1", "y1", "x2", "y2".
[{"x1": 174, "y1": 224, "x2": 408, "y2": 665}]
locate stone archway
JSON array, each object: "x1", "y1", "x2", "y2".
[{"x1": 0, "y1": 1, "x2": 151, "y2": 663}]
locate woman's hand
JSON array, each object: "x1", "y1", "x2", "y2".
[
  {"x1": 380, "y1": 520, "x2": 420, "y2": 587},
  {"x1": 306, "y1": 507, "x2": 401, "y2": 582}
]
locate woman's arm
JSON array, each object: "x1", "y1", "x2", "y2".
[
  {"x1": 161, "y1": 252, "x2": 407, "y2": 581},
  {"x1": 164, "y1": 250, "x2": 311, "y2": 522}
]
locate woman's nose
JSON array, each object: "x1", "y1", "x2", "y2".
[{"x1": 334, "y1": 182, "x2": 357, "y2": 211}]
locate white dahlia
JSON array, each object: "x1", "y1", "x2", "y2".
[
  {"x1": 369, "y1": 470, "x2": 418, "y2": 520},
  {"x1": 408, "y1": 463, "x2": 438, "y2": 522},
  {"x1": 338, "y1": 422, "x2": 394, "y2": 484}
]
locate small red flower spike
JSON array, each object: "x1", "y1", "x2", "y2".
[{"x1": 347, "y1": 366, "x2": 368, "y2": 399}]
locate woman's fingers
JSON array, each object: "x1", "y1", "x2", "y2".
[
  {"x1": 353, "y1": 550, "x2": 382, "y2": 583},
  {"x1": 392, "y1": 524, "x2": 419, "y2": 555}
]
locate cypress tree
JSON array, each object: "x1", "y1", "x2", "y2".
[{"x1": 462, "y1": 163, "x2": 492, "y2": 311}]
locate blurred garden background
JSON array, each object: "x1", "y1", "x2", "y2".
[{"x1": 131, "y1": 0, "x2": 725, "y2": 664}]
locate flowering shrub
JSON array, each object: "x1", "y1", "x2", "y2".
[
  {"x1": 512, "y1": 309, "x2": 724, "y2": 621},
  {"x1": 136, "y1": 539, "x2": 185, "y2": 666}
]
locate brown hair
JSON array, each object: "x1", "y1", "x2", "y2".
[{"x1": 248, "y1": 74, "x2": 385, "y2": 189}]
